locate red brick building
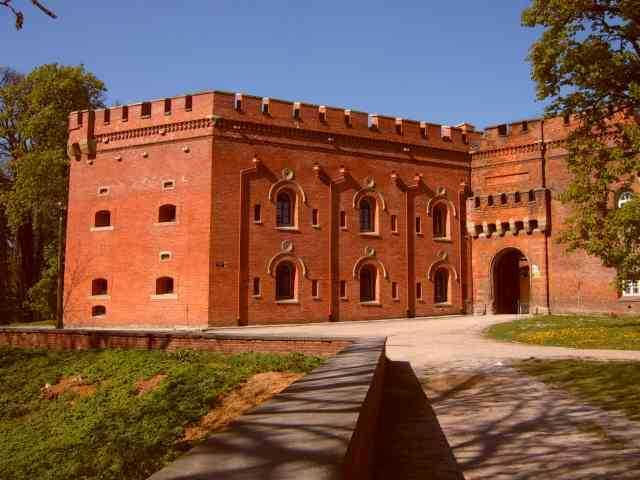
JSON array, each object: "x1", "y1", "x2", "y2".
[{"x1": 64, "y1": 91, "x2": 639, "y2": 328}]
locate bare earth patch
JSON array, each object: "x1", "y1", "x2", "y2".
[
  {"x1": 135, "y1": 374, "x2": 168, "y2": 396},
  {"x1": 181, "y1": 371, "x2": 303, "y2": 443},
  {"x1": 40, "y1": 375, "x2": 97, "y2": 400}
]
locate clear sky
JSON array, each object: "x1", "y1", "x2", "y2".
[{"x1": 2, "y1": 1, "x2": 544, "y2": 128}]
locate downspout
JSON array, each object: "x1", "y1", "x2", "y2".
[{"x1": 540, "y1": 120, "x2": 551, "y2": 314}]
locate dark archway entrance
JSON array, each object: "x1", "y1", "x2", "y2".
[{"x1": 493, "y1": 248, "x2": 530, "y2": 314}]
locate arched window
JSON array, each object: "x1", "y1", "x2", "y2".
[
  {"x1": 433, "y1": 203, "x2": 448, "y2": 238},
  {"x1": 434, "y1": 269, "x2": 449, "y2": 304},
  {"x1": 618, "y1": 191, "x2": 633, "y2": 208},
  {"x1": 91, "y1": 278, "x2": 108, "y2": 296},
  {"x1": 158, "y1": 204, "x2": 176, "y2": 223},
  {"x1": 92, "y1": 305, "x2": 106, "y2": 317},
  {"x1": 359, "y1": 265, "x2": 377, "y2": 302},
  {"x1": 275, "y1": 262, "x2": 295, "y2": 300},
  {"x1": 276, "y1": 190, "x2": 294, "y2": 227},
  {"x1": 94, "y1": 210, "x2": 111, "y2": 227},
  {"x1": 155, "y1": 276, "x2": 174, "y2": 295},
  {"x1": 359, "y1": 197, "x2": 376, "y2": 232}
]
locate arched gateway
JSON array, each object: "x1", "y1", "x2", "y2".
[{"x1": 491, "y1": 248, "x2": 530, "y2": 314}]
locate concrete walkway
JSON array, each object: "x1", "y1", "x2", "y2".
[{"x1": 212, "y1": 315, "x2": 640, "y2": 479}]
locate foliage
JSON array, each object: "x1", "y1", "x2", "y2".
[
  {"x1": 523, "y1": 1, "x2": 640, "y2": 287},
  {"x1": 517, "y1": 358, "x2": 640, "y2": 421},
  {"x1": 1, "y1": 0, "x2": 57, "y2": 30},
  {"x1": 487, "y1": 314, "x2": 640, "y2": 350},
  {"x1": 0, "y1": 347, "x2": 324, "y2": 480},
  {"x1": 0, "y1": 64, "x2": 105, "y2": 321}
]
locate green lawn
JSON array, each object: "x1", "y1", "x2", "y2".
[
  {"x1": 516, "y1": 359, "x2": 640, "y2": 422},
  {"x1": 0, "y1": 347, "x2": 323, "y2": 480},
  {"x1": 487, "y1": 315, "x2": 640, "y2": 350}
]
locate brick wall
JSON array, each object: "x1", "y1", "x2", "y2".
[{"x1": 0, "y1": 328, "x2": 351, "y2": 356}]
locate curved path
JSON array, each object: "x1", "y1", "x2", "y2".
[
  {"x1": 214, "y1": 315, "x2": 640, "y2": 479},
  {"x1": 213, "y1": 314, "x2": 640, "y2": 369}
]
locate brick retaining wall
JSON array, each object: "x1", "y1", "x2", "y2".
[{"x1": 0, "y1": 328, "x2": 350, "y2": 356}]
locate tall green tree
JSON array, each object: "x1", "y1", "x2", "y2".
[
  {"x1": 523, "y1": 0, "x2": 640, "y2": 287},
  {"x1": 0, "y1": 64, "x2": 105, "y2": 321}
]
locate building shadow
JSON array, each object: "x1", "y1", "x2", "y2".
[{"x1": 375, "y1": 360, "x2": 465, "y2": 480}]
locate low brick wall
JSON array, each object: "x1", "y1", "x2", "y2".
[{"x1": 0, "y1": 328, "x2": 350, "y2": 356}]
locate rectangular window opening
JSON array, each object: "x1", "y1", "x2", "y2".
[
  {"x1": 185, "y1": 95, "x2": 193, "y2": 111},
  {"x1": 162, "y1": 180, "x2": 175, "y2": 191},
  {"x1": 391, "y1": 214, "x2": 398, "y2": 233},
  {"x1": 254, "y1": 204, "x2": 261, "y2": 223},
  {"x1": 416, "y1": 282, "x2": 422, "y2": 300},
  {"x1": 340, "y1": 280, "x2": 347, "y2": 299},
  {"x1": 164, "y1": 98, "x2": 172, "y2": 114},
  {"x1": 253, "y1": 277, "x2": 261, "y2": 296},
  {"x1": 415, "y1": 216, "x2": 422, "y2": 234},
  {"x1": 392, "y1": 282, "x2": 399, "y2": 300},
  {"x1": 122, "y1": 105, "x2": 129, "y2": 122},
  {"x1": 312, "y1": 280, "x2": 319, "y2": 298},
  {"x1": 497, "y1": 124, "x2": 509, "y2": 136},
  {"x1": 340, "y1": 211, "x2": 347, "y2": 229},
  {"x1": 312, "y1": 208, "x2": 319, "y2": 226},
  {"x1": 141, "y1": 102, "x2": 152, "y2": 117},
  {"x1": 103, "y1": 109, "x2": 110, "y2": 124}
]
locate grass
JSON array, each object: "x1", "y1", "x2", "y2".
[
  {"x1": 516, "y1": 358, "x2": 640, "y2": 423},
  {"x1": 0, "y1": 347, "x2": 324, "y2": 480},
  {"x1": 487, "y1": 315, "x2": 640, "y2": 350}
]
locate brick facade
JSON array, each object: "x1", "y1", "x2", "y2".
[{"x1": 64, "y1": 91, "x2": 635, "y2": 328}]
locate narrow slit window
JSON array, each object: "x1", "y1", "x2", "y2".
[
  {"x1": 164, "y1": 98, "x2": 172, "y2": 114},
  {"x1": 415, "y1": 216, "x2": 422, "y2": 234},
  {"x1": 292, "y1": 102, "x2": 301, "y2": 120},
  {"x1": 340, "y1": 211, "x2": 347, "y2": 229},
  {"x1": 340, "y1": 280, "x2": 347, "y2": 299},
  {"x1": 234, "y1": 93, "x2": 242, "y2": 112},
  {"x1": 522, "y1": 121, "x2": 528, "y2": 132},
  {"x1": 261, "y1": 98, "x2": 270, "y2": 115},
  {"x1": 416, "y1": 282, "x2": 423, "y2": 300},
  {"x1": 528, "y1": 190, "x2": 535, "y2": 202},
  {"x1": 253, "y1": 277, "x2": 261, "y2": 296},
  {"x1": 122, "y1": 105, "x2": 129, "y2": 122},
  {"x1": 103, "y1": 109, "x2": 110, "y2": 124},
  {"x1": 392, "y1": 282, "x2": 399, "y2": 300},
  {"x1": 474, "y1": 197, "x2": 480, "y2": 208},
  {"x1": 312, "y1": 280, "x2": 319, "y2": 298},
  {"x1": 185, "y1": 95, "x2": 192, "y2": 111},
  {"x1": 141, "y1": 102, "x2": 152, "y2": 117},
  {"x1": 319, "y1": 106, "x2": 327, "y2": 122},
  {"x1": 254, "y1": 204, "x2": 262, "y2": 223},
  {"x1": 312, "y1": 208, "x2": 319, "y2": 226},
  {"x1": 391, "y1": 214, "x2": 398, "y2": 232}
]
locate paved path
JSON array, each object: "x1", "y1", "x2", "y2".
[{"x1": 213, "y1": 315, "x2": 640, "y2": 479}]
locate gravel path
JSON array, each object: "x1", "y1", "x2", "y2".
[{"x1": 214, "y1": 314, "x2": 640, "y2": 479}]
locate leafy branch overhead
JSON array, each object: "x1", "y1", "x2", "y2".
[
  {"x1": 1, "y1": 0, "x2": 56, "y2": 30},
  {"x1": 523, "y1": 0, "x2": 640, "y2": 287}
]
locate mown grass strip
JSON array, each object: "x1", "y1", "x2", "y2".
[{"x1": 487, "y1": 315, "x2": 640, "y2": 350}]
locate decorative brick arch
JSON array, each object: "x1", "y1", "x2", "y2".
[
  {"x1": 426, "y1": 196, "x2": 457, "y2": 218},
  {"x1": 352, "y1": 256, "x2": 389, "y2": 280},
  {"x1": 427, "y1": 260, "x2": 459, "y2": 282},
  {"x1": 268, "y1": 180, "x2": 308, "y2": 206},
  {"x1": 266, "y1": 252, "x2": 309, "y2": 279},
  {"x1": 352, "y1": 188, "x2": 387, "y2": 212}
]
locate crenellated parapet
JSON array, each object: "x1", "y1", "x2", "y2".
[
  {"x1": 68, "y1": 90, "x2": 481, "y2": 162},
  {"x1": 465, "y1": 188, "x2": 550, "y2": 238}
]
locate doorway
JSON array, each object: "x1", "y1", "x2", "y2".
[{"x1": 492, "y1": 248, "x2": 530, "y2": 314}]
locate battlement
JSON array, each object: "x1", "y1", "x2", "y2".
[
  {"x1": 68, "y1": 90, "x2": 480, "y2": 155},
  {"x1": 466, "y1": 188, "x2": 550, "y2": 238}
]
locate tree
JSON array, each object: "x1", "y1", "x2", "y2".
[
  {"x1": 0, "y1": 64, "x2": 105, "y2": 321},
  {"x1": 523, "y1": 0, "x2": 640, "y2": 287},
  {"x1": 1, "y1": 0, "x2": 56, "y2": 30}
]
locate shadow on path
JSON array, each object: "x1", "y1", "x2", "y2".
[{"x1": 375, "y1": 361, "x2": 464, "y2": 480}]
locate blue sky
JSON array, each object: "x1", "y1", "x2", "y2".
[{"x1": 2, "y1": 1, "x2": 544, "y2": 128}]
